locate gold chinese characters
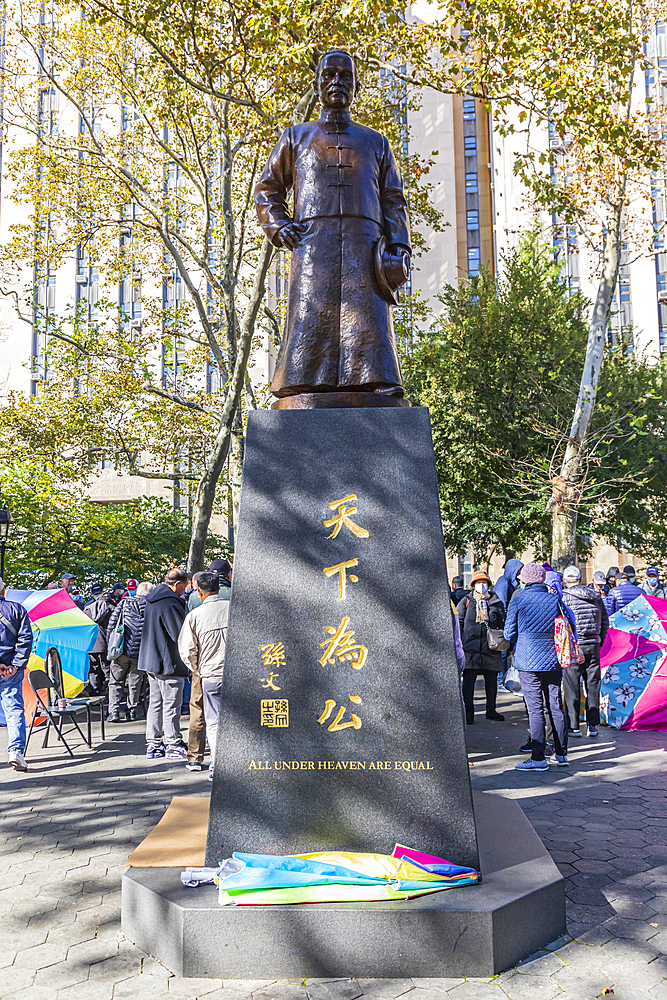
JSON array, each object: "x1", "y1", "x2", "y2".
[
  {"x1": 318, "y1": 694, "x2": 363, "y2": 732},
  {"x1": 323, "y1": 495, "x2": 369, "y2": 539},
  {"x1": 322, "y1": 558, "x2": 359, "y2": 600},
  {"x1": 259, "y1": 643, "x2": 286, "y2": 720},
  {"x1": 318, "y1": 493, "x2": 371, "y2": 734},
  {"x1": 259, "y1": 642, "x2": 286, "y2": 669}
]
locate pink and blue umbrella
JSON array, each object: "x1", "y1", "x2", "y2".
[{"x1": 600, "y1": 594, "x2": 667, "y2": 731}]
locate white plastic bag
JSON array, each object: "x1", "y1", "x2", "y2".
[{"x1": 504, "y1": 663, "x2": 522, "y2": 693}]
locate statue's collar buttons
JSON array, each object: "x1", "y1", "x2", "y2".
[{"x1": 319, "y1": 109, "x2": 353, "y2": 125}]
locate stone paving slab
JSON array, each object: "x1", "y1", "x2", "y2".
[{"x1": 1, "y1": 684, "x2": 667, "y2": 998}]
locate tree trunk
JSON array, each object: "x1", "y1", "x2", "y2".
[
  {"x1": 229, "y1": 409, "x2": 244, "y2": 530},
  {"x1": 186, "y1": 83, "x2": 315, "y2": 571},
  {"x1": 548, "y1": 185, "x2": 625, "y2": 571},
  {"x1": 187, "y1": 237, "x2": 273, "y2": 571}
]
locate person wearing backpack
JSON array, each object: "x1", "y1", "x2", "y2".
[
  {"x1": 561, "y1": 565, "x2": 609, "y2": 739},
  {"x1": 105, "y1": 582, "x2": 154, "y2": 722},
  {"x1": 457, "y1": 570, "x2": 506, "y2": 724}
]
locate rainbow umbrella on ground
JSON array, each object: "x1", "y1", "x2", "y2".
[
  {"x1": 214, "y1": 844, "x2": 480, "y2": 905},
  {"x1": 0, "y1": 589, "x2": 98, "y2": 727},
  {"x1": 600, "y1": 594, "x2": 667, "y2": 731}
]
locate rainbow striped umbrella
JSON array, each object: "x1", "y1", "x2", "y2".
[{"x1": 6, "y1": 587, "x2": 98, "y2": 697}]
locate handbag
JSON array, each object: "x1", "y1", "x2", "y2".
[
  {"x1": 555, "y1": 602, "x2": 585, "y2": 668},
  {"x1": 486, "y1": 626, "x2": 511, "y2": 651},
  {"x1": 106, "y1": 604, "x2": 125, "y2": 661}
]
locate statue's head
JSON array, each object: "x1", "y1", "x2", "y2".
[{"x1": 315, "y1": 50, "x2": 359, "y2": 111}]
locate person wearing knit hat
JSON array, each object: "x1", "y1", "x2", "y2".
[
  {"x1": 457, "y1": 570, "x2": 506, "y2": 724},
  {"x1": 503, "y1": 562, "x2": 573, "y2": 770},
  {"x1": 519, "y1": 562, "x2": 546, "y2": 585}
]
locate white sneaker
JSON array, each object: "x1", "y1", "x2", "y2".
[
  {"x1": 588, "y1": 725, "x2": 598, "y2": 737},
  {"x1": 8, "y1": 751, "x2": 27, "y2": 772},
  {"x1": 208, "y1": 767, "x2": 214, "y2": 782}
]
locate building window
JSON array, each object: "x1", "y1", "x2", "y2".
[
  {"x1": 464, "y1": 135, "x2": 477, "y2": 153},
  {"x1": 463, "y1": 99, "x2": 476, "y2": 120},
  {"x1": 468, "y1": 247, "x2": 480, "y2": 276},
  {"x1": 619, "y1": 275, "x2": 631, "y2": 303},
  {"x1": 466, "y1": 209, "x2": 479, "y2": 230},
  {"x1": 465, "y1": 173, "x2": 478, "y2": 193}
]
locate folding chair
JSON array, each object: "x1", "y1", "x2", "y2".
[
  {"x1": 25, "y1": 668, "x2": 105, "y2": 757},
  {"x1": 44, "y1": 647, "x2": 105, "y2": 737}
]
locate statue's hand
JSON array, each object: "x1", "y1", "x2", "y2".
[{"x1": 276, "y1": 222, "x2": 303, "y2": 250}]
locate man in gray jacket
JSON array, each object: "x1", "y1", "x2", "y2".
[{"x1": 561, "y1": 566, "x2": 609, "y2": 738}]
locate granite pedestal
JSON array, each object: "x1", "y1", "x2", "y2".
[
  {"x1": 121, "y1": 407, "x2": 565, "y2": 977},
  {"x1": 122, "y1": 791, "x2": 565, "y2": 978},
  {"x1": 206, "y1": 407, "x2": 478, "y2": 870}
]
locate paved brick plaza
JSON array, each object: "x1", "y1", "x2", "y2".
[{"x1": 2, "y1": 683, "x2": 667, "y2": 999}]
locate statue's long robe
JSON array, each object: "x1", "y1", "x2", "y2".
[{"x1": 254, "y1": 110, "x2": 411, "y2": 397}]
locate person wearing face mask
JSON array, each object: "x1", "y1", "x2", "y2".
[
  {"x1": 644, "y1": 567, "x2": 666, "y2": 601},
  {"x1": 605, "y1": 565, "x2": 644, "y2": 615},
  {"x1": 457, "y1": 570, "x2": 506, "y2": 724}
]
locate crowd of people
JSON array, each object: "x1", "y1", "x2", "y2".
[
  {"x1": 0, "y1": 552, "x2": 661, "y2": 777},
  {"x1": 0, "y1": 559, "x2": 233, "y2": 774},
  {"x1": 452, "y1": 560, "x2": 663, "y2": 771}
]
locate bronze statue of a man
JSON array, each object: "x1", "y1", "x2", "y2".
[{"x1": 254, "y1": 49, "x2": 412, "y2": 407}]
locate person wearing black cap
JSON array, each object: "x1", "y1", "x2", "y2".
[
  {"x1": 84, "y1": 582, "x2": 104, "y2": 610},
  {"x1": 139, "y1": 568, "x2": 189, "y2": 758},
  {"x1": 188, "y1": 559, "x2": 232, "y2": 612},
  {"x1": 606, "y1": 565, "x2": 644, "y2": 615}
]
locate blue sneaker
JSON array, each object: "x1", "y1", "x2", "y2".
[
  {"x1": 146, "y1": 745, "x2": 165, "y2": 759},
  {"x1": 515, "y1": 758, "x2": 549, "y2": 771},
  {"x1": 549, "y1": 754, "x2": 570, "y2": 766},
  {"x1": 166, "y1": 744, "x2": 187, "y2": 759},
  {"x1": 186, "y1": 761, "x2": 202, "y2": 771}
]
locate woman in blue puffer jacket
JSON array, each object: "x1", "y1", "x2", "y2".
[{"x1": 503, "y1": 562, "x2": 574, "y2": 771}]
